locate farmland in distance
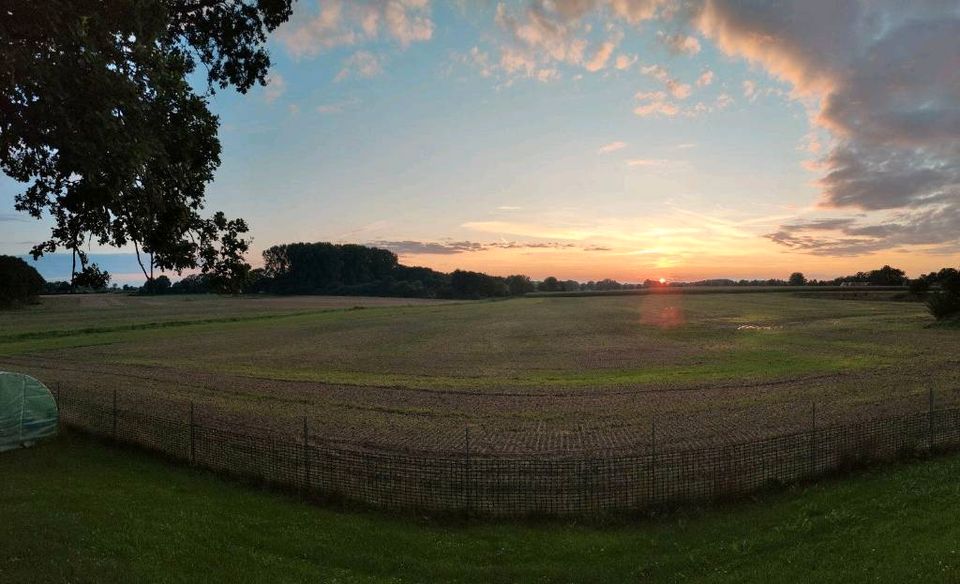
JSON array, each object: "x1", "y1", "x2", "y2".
[{"x1": 0, "y1": 292, "x2": 956, "y2": 454}]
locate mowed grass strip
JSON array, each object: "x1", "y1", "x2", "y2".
[{"x1": 3, "y1": 434, "x2": 960, "y2": 583}]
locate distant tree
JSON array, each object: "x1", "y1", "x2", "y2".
[
  {"x1": 909, "y1": 278, "x2": 931, "y2": 296},
  {"x1": 505, "y1": 275, "x2": 535, "y2": 296},
  {"x1": 0, "y1": 255, "x2": 45, "y2": 307},
  {"x1": 868, "y1": 265, "x2": 907, "y2": 286},
  {"x1": 595, "y1": 278, "x2": 623, "y2": 291},
  {"x1": 788, "y1": 272, "x2": 807, "y2": 286},
  {"x1": 142, "y1": 275, "x2": 172, "y2": 295},
  {"x1": 170, "y1": 274, "x2": 211, "y2": 294},
  {"x1": 2, "y1": 0, "x2": 293, "y2": 281},
  {"x1": 73, "y1": 263, "x2": 111, "y2": 290},
  {"x1": 941, "y1": 270, "x2": 960, "y2": 296},
  {"x1": 560, "y1": 279, "x2": 581, "y2": 292},
  {"x1": 450, "y1": 270, "x2": 509, "y2": 299},
  {"x1": 44, "y1": 280, "x2": 72, "y2": 294},
  {"x1": 538, "y1": 276, "x2": 561, "y2": 292},
  {"x1": 190, "y1": 212, "x2": 250, "y2": 294}
]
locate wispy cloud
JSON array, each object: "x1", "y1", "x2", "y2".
[
  {"x1": 598, "y1": 141, "x2": 627, "y2": 154},
  {"x1": 263, "y1": 73, "x2": 286, "y2": 103},
  {"x1": 335, "y1": 51, "x2": 384, "y2": 82},
  {"x1": 658, "y1": 32, "x2": 701, "y2": 55},
  {"x1": 316, "y1": 97, "x2": 360, "y2": 114},
  {"x1": 369, "y1": 239, "x2": 609, "y2": 255},
  {"x1": 280, "y1": 0, "x2": 433, "y2": 58}
]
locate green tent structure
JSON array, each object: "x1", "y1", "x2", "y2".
[{"x1": 0, "y1": 372, "x2": 58, "y2": 452}]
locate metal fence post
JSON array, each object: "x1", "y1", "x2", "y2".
[
  {"x1": 464, "y1": 425, "x2": 472, "y2": 515},
  {"x1": 55, "y1": 382, "x2": 62, "y2": 432},
  {"x1": 928, "y1": 387, "x2": 935, "y2": 451},
  {"x1": 810, "y1": 402, "x2": 817, "y2": 475},
  {"x1": 189, "y1": 402, "x2": 196, "y2": 465},
  {"x1": 112, "y1": 389, "x2": 118, "y2": 441},
  {"x1": 650, "y1": 419, "x2": 657, "y2": 504},
  {"x1": 303, "y1": 417, "x2": 310, "y2": 493}
]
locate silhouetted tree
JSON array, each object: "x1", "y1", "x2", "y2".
[
  {"x1": 2, "y1": 0, "x2": 292, "y2": 277},
  {"x1": 450, "y1": 270, "x2": 509, "y2": 299},
  {"x1": 142, "y1": 275, "x2": 172, "y2": 295},
  {"x1": 788, "y1": 272, "x2": 807, "y2": 286},
  {"x1": 505, "y1": 275, "x2": 535, "y2": 296},
  {"x1": 538, "y1": 276, "x2": 561, "y2": 292},
  {"x1": 0, "y1": 255, "x2": 45, "y2": 307},
  {"x1": 73, "y1": 264, "x2": 111, "y2": 290}
]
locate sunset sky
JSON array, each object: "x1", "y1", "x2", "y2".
[{"x1": 2, "y1": 0, "x2": 958, "y2": 283}]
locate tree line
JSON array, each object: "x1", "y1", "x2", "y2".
[
  {"x1": 253, "y1": 243, "x2": 533, "y2": 300},
  {"x1": 2, "y1": 247, "x2": 959, "y2": 323}
]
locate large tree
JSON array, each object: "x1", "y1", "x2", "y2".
[{"x1": 0, "y1": 0, "x2": 293, "y2": 287}]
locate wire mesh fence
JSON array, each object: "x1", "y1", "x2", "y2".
[{"x1": 53, "y1": 384, "x2": 960, "y2": 517}]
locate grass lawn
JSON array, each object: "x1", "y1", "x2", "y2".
[{"x1": 3, "y1": 434, "x2": 960, "y2": 583}]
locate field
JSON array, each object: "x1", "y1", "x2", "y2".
[
  {"x1": 5, "y1": 434, "x2": 960, "y2": 583},
  {"x1": 1, "y1": 292, "x2": 958, "y2": 454}
]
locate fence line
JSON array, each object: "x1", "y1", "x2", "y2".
[{"x1": 54, "y1": 385, "x2": 959, "y2": 517}]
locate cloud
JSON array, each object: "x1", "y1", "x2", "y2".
[
  {"x1": 585, "y1": 40, "x2": 617, "y2": 72},
  {"x1": 263, "y1": 73, "x2": 286, "y2": 103},
  {"x1": 626, "y1": 158, "x2": 688, "y2": 171},
  {"x1": 280, "y1": 0, "x2": 433, "y2": 58},
  {"x1": 384, "y1": 0, "x2": 434, "y2": 46},
  {"x1": 0, "y1": 213, "x2": 28, "y2": 222},
  {"x1": 765, "y1": 202, "x2": 960, "y2": 256},
  {"x1": 627, "y1": 158, "x2": 671, "y2": 167},
  {"x1": 598, "y1": 140, "x2": 628, "y2": 154},
  {"x1": 640, "y1": 63, "x2": 691, "y2": 99},
  {"x1": 316, "y1": 97, "x2": 360, "y2": 114},
  {"x1": 614, "y1": 53, "x2": 637, "y2": 70},
  {"x1": 690, "y1": 0, "x2": 960, "y2": 249},
  {"x1": 633, "y1": 91, "x2": 679, "y2": 117},
  {"x1": 369, "y1": 239, "x2": 604, "y2": 255},
  {"x1": 658, "y1": 31, "x2": 701, "y2": 55},
  {"x1": 474, "y1": 2, "x2": 958, "y2": 255},
  {"x1": 334, "y1": 51, "x2": 384, "y2": 82}
]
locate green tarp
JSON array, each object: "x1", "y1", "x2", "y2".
[{"x1": 0, "y1": 372, "x2": 58, "y2": 452}]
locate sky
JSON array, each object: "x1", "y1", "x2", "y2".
[{"x1": 2, "y1": 0, "x2": 958, "y2": 284}]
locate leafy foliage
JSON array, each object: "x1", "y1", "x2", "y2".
[
  {"x1": 141, "y1": 275, "x2": 172, "y2": 295},
  {"x1": 0, "y1": 255, "x2": 45, "y2": 307},
  {"x1": 73, "y1": 263, "x2": 111, "y2": 290},
  {"x1": 926, "y1": 292, "x2": 960, "y2": 321},
  {"x1": 0, "y1": 0, "x2": 292, "y2": 288}
]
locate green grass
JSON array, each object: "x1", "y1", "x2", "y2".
[{"x1": 3, "y1": 434, "x2": 960, "y2": 583}]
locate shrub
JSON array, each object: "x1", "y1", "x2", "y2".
[
  {"x1": 926, "y1": 292, "x2": 960, "y2": 321},
  {"x1": 0, "y1": 255, "x2": 45, "y2": 307},
  {"x1": 908, "y1": 279, "x2": 930, "y2": 296}
]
